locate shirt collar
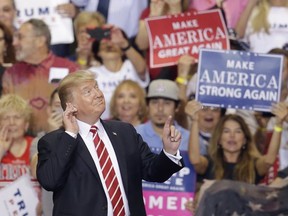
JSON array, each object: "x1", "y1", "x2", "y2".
[
  {"x1": 22, "y1": 51, "x2": 54, "y2": 67},
  {"x1": 77, "y1": 119, "x2": 103, "y2": 138}
]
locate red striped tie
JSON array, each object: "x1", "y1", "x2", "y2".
[{"x1": 90, "y1": 126, "x2": 125, "y2": 216}]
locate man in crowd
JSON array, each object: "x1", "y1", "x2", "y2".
[
  {"x1": 36, "y1": 70, "x2": 184, "y2": 216},
  {"x1": 136, "y1": 79, "x2": 190, "y2": 151},
  {"x1": 2, "y1": 18, "x2": 78, "y2": 136}
]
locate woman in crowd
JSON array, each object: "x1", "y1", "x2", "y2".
[
  {"x1": 185, "y1": 100, "x2": 288, "y2": 184},
  {"x1": 73, "y1": 11, "x2": 105, "y2": 69},
  {"x1": 0, "y1": 20, "x2": 15, "y2": 95},
  {"x1": 189, "y1": 0, "x2": 249, "y2": 30},
  {"x1": 89, "y1": 26, "x2": 149, "y2": 119},
  {"x1": 235, "y1": 0, "x2": 288, "y2": 53},
  {"x1": 0, "y1": 0, "x2": 16, "y2": 32},
  {"x1": 195, "y1": 106, "x2": 225, "y2": 156},
  {"x1": 0, "y1": 94, "x2": 36, "y2": 187},
  {"x1": 0, "y1": 94, "x2": 41, "y2": 215},
  {"x1": 110, "y1": 80, "x2": 147, "y2": 127}
]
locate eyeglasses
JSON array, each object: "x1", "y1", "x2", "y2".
[
  {"x1": 201, "y1": 106, "x2": 221, "y2": 112},
  {"x1": 13, "y1": 34, "x2": 39, "y2": 41}
]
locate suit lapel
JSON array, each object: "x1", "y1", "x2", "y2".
[
  {"x1": 76, "y1": 135, "x2": 102, "y2": 182},
  {"x1": 102, "y1": 121, "x2": 129, "y2": 193}
]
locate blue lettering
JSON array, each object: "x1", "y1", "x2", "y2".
[
  {"x1": 14, "y1": 188, "x2": 22, "y2": 197},
  {"x1": 17, "y1": 200, "x2": 26, "y2": 210},
  {"x1": 39, "y1": 7, "x2": 49, "y2": 15}
]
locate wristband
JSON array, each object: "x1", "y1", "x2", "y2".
[
  {"x1": 121, "y1": 42, "x2": 131, "y2": 52},
  {"x1": 274, "y1": 125, "x2": 283, "y2": 132},
  {"x1": 176, "y1": 76, "x2": 188, "y2": 85},
  {"x1": 77, "y1": 58, "x2": 87, "y2": 66}
]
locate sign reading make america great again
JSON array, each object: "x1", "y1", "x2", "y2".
[
  {"x1": 196, "y1": 49, "x2": 283, "y2": 112},
  {"x1": 145, "y1": 9, "x2": 229, "y2": 68}
]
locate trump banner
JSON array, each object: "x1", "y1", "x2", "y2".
[
  {"x1": 0, "y1": 175, "x2": 38, "y2": 216},
  {"x1": 196, "y1": 49, "x2": 283, "y2": 112},
  {"x1": 15, "y1": 0, "x2": 74, "y2": 45},
  {"x1": 145, "y1": 9, "x2": 229, "y2": 68},
  {"x1": 142, "y1": 148, "x2": 196, "y2": 216}
]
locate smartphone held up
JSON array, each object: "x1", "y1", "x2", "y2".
[{"x1": 86, "y1": 27, "x2": 111, "y2": 41}]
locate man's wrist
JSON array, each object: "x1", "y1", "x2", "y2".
[{"x1": 65, "y1": 131, "x2": 77, "y2": 139}]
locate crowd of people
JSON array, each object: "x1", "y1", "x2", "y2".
[{"x1": 1, "y1": 0, "x2": 288, "y2": 215}]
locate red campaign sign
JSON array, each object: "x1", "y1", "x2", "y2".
[{"x1": 145, "y1": 9, "x2": 230, "y2": 68}]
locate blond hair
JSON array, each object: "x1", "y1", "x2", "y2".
[
  {"x1": 251, "y1": 0, "x2": 288, "y2": 33},
  {"x1": 74, "y1": 11, "x2": 105, "y2": 33},
  {"x1": 0, "y1": 94, "x2": 31, "y2": 122},
  {"x1": 208, "y1": 114, "x2": 261, "y2": 184},
  {"x1": 58, "y1": 70, "x2": 96, "y2": 110},
  {"x1": 110, "y1": 80, "x2": 147, "y2": 123}
]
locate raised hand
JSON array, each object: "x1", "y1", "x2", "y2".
[
  {"x1": 184, "y1": 100, "x2": 202, "y2": 121},
  {"x1": 110, "y1": 26, "x2": 129, "y2": 50},
  {"x1": 271, "y1": 102, "x2": 288, "y2": 125},
  {"x1": 47, "y1": 108, "x2": 63, "y2": 132},
  {"x1": 56, "y1": 3, "x2": 77, "y2": 18},
  {"x1": 162, "y1": 115, "x2": 181, "y2": 155},
  {"x1": 75, "y1": 29, "x2": 93, "y2": 63},
  {"x1": 177, "y1": 55, "x2": 197, "y2": 79},
  {"x1": 150, "y1": 0, "x2": 166, "y2": 17},
  {"x1": 164, "y1": 0, "x2": 182, "y2": 8},
  {"x1": 63, "y1": 103, "x2": 79, "y2": 134},
  {"x1": 0, "y1": 125, "x2": 12, "y2": 159}
]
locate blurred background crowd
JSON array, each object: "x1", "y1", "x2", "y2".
[{"x1": 1, "y1": 0, "x2": 288, "y2": 215}]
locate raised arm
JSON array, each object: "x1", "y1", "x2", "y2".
[
  {"x1": 135, "y1": 19, "x2": 150, "y2": 51},
  {"x1": 111, "y1": 27, "x2": 147, "y2": 80},
  {"x1": 37, "y1": 103, "x2": 79, "y2": 191},
  {"x1": 185, "y1": 100, "x2": 209, "y2": 174},
  {"x1": 176, "y1": 55, "x2": 197, "y2": 103},
  {"x1": 256, "y1": 102, "x2": 288, "y2": 176},
  {"x1": 135, "y1": 0, "x2": 165, "y2": 50}
]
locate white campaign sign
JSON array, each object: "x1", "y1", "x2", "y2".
[
  {"x1": 15, "y1": 0, "x2": 74, "y2": 44},
  {"x1": 0, "y1": 174, "x2": 38, "y2": 216}
]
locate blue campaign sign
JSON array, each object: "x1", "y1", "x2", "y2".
[{"x1": 195, "y1": 49, "x2": 283, "y2": 112}]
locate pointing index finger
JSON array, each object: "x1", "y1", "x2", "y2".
[{"x1": 164, "y1": 115, "x2": 172, "y2": 130}]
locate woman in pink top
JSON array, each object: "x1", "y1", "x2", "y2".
[{"x1": 189, "y1": 0, "x2": 249, "y2": 29}]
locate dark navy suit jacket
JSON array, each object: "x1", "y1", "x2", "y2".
[{"x1": 37, "y1": 120, "x2": 183, "y2": 216}]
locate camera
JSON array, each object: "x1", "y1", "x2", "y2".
[{"x1": 86, "y1": 27, "x2": 111, "y2": 41}]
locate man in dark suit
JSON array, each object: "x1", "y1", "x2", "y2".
[{"x1": 36, "y1": 70, "x2": 184, "y2": 216}]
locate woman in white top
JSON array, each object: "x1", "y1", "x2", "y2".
[
  {"x1": 236, "y1": 0, "x2": 288, "y2": 53},
  {"x1": 89, "y1": 26, "x2": 149, "y2": 119}
]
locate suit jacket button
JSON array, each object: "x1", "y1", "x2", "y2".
[{"x1": 102, "y1": 205, "x2": 107, "y2": 210}]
